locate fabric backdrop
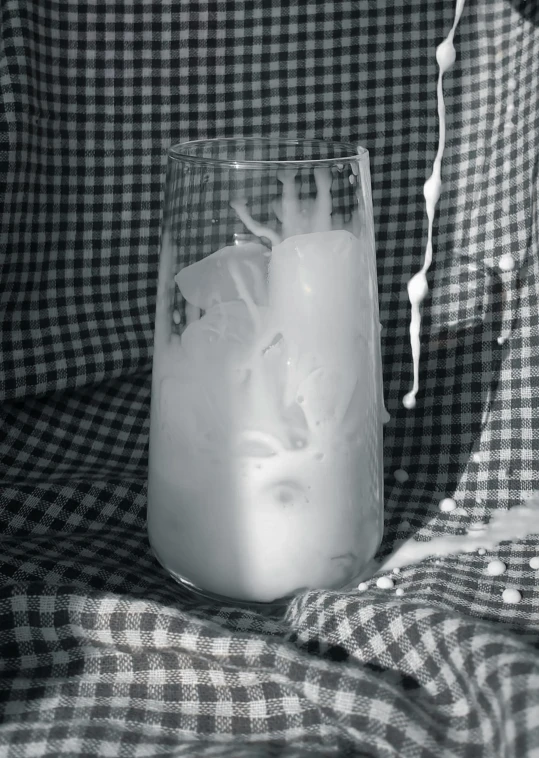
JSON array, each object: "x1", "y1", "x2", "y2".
[{"x1": 2, "y1": 0, "x2": 539, "y2": 755}]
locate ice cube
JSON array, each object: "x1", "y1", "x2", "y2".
[
  {"x1": 175, "y1": 242, "x2": 269, "y2": 310},
  {"x1": 297, "y1": 364, "x2": 360, "y2": 430},
  {"x1": 181, "y1": 300, "x2": 263, "y2": 366},
  {"x1": 268, "y1": 230, "x2": 371, "y2": 355}
]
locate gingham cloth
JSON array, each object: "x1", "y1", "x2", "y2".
[{"x1": 2, "y1": 0, "x2": 539, "y2": 755}]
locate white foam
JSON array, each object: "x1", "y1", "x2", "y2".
[{"x1": 376, "y1": 576, "x2": 394, "y2": 590}]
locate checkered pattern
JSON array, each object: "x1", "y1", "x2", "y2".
[{"x1": 2, "y1": 0, "x2": 539, "y2": 755}]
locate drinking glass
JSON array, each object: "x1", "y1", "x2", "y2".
[{"x1": 147, "y1": 137, "x2": 384, "y2": 605}]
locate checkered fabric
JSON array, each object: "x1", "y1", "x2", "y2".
[{"x1": 2, "y1": 0, "x2": 539, "y2": 755}]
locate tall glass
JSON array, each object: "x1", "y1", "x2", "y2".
[{"x1": 147, "y1": 138, "x2": 384, "y2": 605}]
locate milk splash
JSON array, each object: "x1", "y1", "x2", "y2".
[
  {"x1": 403, "y1": 0, "x2": 466, "y2": 409},
  {"x1": 371, "y1": 502, "x2": 539, "y2": 575},
  {"x1": 230, "y1": 167, "x2": 355, "y2": 243}
]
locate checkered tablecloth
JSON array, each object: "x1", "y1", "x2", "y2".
[{"x1": 2, "y1": 1, "x2": 539, "y2": 755}]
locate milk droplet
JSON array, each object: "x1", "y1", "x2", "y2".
[
  {"x1": 498, "y1": 253, "x2": 515, "y2": 272},
  {"x1": 472, "y1": 452, "x2": 482, "y2": 463},
  {"x1": 394, "y1": 469, "x2": 409, "y2": 484},
  {"x1": 357, "y1": 582, "x2": 368, "y2": 592},
  {"x1": 380, "y1": 504, "x2": 539, "y2": 575},
  {"x1": 486, "y1": 560, "x2": 507, "y2": 576},
  {"x1": 392, "y1": 567, "x2": 401, "y2": 575},
  {"x1": 172, "y1": 310, "x2": 181, "y2": 325},
  {"x1": 376, "y1": 576, "x2": 395, "y2": 590},
  {"x1": 402, "y1": 393, "x2": 417, "y2": 410},
  {"x1": 478, "y1": 548, "x2": 486, "y2": 555},
  {"x1": 395, "y1": 588, "x2": 404, "y2": 597},
  {"x1": 529, "y1": 557, "x2": 539, "y2": 570},
  {"x1": 436, "y1": 39, "x2": 457, "y2": 69},
  {"x1": 502, "y1": 588, "x2": 521, "y2": 604},
  {"x1": 439, "y1": 497, "x2": 457, "y2": 513},
  {"x1": 407, "y1": 271, "x2": 429, "y2": 305},
  {"x1": 423, "y1": 172, "x2": 442, "y2": 209}
]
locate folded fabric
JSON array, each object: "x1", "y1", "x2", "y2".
[{"x1": 1, "y1": 1, "x2": 539, "y2": 756}]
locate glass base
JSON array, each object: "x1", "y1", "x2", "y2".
[
  {"x1": 148, "y1": 528, "x2": 380, "y2": 611},
  {"x1": 148, "y1": 538, "x2": 294, "y2": 612}
]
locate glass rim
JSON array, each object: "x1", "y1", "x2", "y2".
[{"x1": 168, "y1": 137, "x2": 368, "y2": 169}]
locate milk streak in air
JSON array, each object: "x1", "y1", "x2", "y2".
[{"x1": 403, "y1": 0, "x2": 466, "y2": 409}]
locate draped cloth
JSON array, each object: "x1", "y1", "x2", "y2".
[{"x1": 1, "y1": 1, "x2": 539, "y2": 755}]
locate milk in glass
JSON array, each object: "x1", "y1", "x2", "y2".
[{"x1": 147, "y1": 146, "x2": 384, "y2": 604}]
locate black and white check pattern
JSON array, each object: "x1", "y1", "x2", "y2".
[{"x1": 2, "y1": 0, "x2": 539, "y2": 755}]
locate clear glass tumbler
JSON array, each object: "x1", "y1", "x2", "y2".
[{"x1": 147, "y1": 138, "x2": 384, "y2": 605}]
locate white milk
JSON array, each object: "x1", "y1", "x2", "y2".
[
  {"x1": 404, "y1": 0, "x2": 466, "y2": 409},
  {"x1": 377, "y1": 504, "x2": 539, "y2": 573},
  {"x1": 147, "y1": 168, "x2": 384, "y2": 603}
]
